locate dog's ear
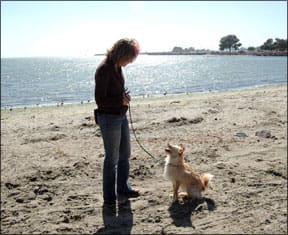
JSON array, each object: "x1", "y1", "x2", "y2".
[
  {"x1": 179, "y1": 144, "x2": 185, "y2": 151},
  {"x1": 179, "y1": 144, "x2": 185, "y2": 154}
]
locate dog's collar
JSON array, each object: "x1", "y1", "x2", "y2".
[{"x1": 167, "y1": 163, "x2": 181, "y2": 167}]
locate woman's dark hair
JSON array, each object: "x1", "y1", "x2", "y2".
[{"x1": 106, "y1": 38, "x2": 139, "y2": 64}]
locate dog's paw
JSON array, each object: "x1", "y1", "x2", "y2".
[
  {"x1": 169, "y1": 193, "x2": 179, "y2": 202},
  {"x1": 178, "y1": 192, "x2": 188, "y2": 197},
  {"x1": 178, "y1": 192, "x2": 190, "y2": 203}
]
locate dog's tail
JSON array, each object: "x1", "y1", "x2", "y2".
[{"x1": 201, "y1": 173, "x2": 214, "y2": 190}]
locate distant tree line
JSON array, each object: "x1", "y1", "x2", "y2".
[
  {"x1": 219, "y1": 35, "x2": 287, "y2": 52},
  {"x1": 219, "y1": 35, "x2": 242, "y2": 52},
  {"x1": 172, "y1": 46, "x2": 196, "y2": 53},
  {"x1": 169, "y1": 35, "x2": 287, "y2": 55},
  {"x1": 259, "y1": 38, "x2": 287, "y2": 51}
]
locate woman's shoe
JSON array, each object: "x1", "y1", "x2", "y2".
[
  {"x1": 125, "y1": 188, "x2": 140, "y2": 198},
  {"x1": 118, "y1": 198, "x2": 128, "y2": 205},
  {"x1": 117, "y1": 194, "x2": 129, "y2": 205}
]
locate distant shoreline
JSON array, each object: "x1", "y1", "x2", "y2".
[
  {"x1": 94, "y1": 51, "x2": 288, "y2": 56},
  {"x1": 2, "y1": 83, "x2": 286, "y2": 111}
]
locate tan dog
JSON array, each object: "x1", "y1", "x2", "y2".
[{"x1": 164, "y1": 143, "x2": 213, "y2": 201}]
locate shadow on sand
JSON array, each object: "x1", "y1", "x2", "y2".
[
  {"x1": 95, "y1": 200, "x2": 133, "y2": 235},
  {"x1": 168, "y1": 197, "x2": 216, "y2": 228}
]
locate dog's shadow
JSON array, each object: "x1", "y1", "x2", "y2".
[
  {"x1": 168, "y1": 197, "x2": 216, "y2": 228},
  {"x1": 94, "y1": 201, "x2": 133, "y2": 235}
]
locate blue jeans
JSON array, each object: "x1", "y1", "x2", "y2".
[{"x1": 97, "y1": 113, "x2": 132, "y2": 203}]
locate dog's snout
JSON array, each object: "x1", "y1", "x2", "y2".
[{"x1": 165, "y1": 143, "x2": 171, "y2": 152}]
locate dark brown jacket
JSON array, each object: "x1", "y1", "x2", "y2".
[{"x1": 95, "y1": 59, "x2": 128, "y2": 114}]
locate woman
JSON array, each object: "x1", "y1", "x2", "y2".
[{"x1": 94, "y1": 38, "x2": 140, "y2": 205}]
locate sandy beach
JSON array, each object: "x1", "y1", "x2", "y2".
[{"x1": 1, "y1": 84, "x2": 287, "y2": 234}]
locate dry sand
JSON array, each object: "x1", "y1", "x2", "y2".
[{"x1": 1, "y1": 84, "x2": 287, "y2": 234}]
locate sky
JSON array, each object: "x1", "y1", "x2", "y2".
[{"x1": 1, "y1": 1, "x2": 287, "y2": 57}]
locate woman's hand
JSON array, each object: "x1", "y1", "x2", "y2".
[{"x1": 123, "y1": 94, "x2": 131, "y2": 106}]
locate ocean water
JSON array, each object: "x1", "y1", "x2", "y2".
[{"x1": 1, "y1": 55, "x2": 287, "y2": 108}]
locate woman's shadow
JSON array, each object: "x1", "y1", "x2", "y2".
[
  {"x1": 95, "y1": 201, "x2": 133, "y2": 234},
  {"x1": 168, "y1": 197, "x2": 216, "y2": 228}
]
